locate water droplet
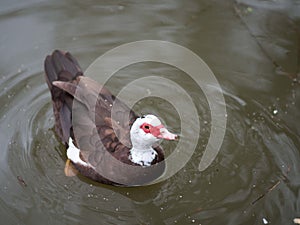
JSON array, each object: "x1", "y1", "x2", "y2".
[
  {"x1": 246, "y1": 7, "x2": 253, "y2": 13},
  {"x1": 272, "y1": 109, "x2": 278, "y2": 115},
  {"x1": 191, "y1": 219, "x2": 195, "y2": 223},
  {"x1": 118, "y1": 5, "x2": 124, "y2": 10}
]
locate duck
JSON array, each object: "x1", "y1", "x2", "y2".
[{"x1": 44, "y1": 50, "x2": 178, "y2": 186}]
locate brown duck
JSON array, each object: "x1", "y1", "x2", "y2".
[{"x1": 44, "y1": 50, "x2": 178, "y2": 186}]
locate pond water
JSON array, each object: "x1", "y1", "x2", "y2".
[{"x1": 0, "y1": 0, "x2": 299, "y2": 224}]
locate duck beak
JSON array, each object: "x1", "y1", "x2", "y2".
[{"x1": 154, "y1": 125, "x2": 178, "y2": 141}]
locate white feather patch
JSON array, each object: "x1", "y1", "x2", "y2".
[
  {"x1": 129, "y1": 148, "x2": 157, "y2": 166},
  {"x1": 67, "y1": 138, "x2": 89, "y2": 166}
]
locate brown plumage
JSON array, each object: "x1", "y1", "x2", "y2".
[{"x1": 44, "y1": 50, "x2": 165, "y2": 186}]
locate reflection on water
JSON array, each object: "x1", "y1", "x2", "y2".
[{"x1": 0, "y1": 0, "x2": 299, "y2": 224}]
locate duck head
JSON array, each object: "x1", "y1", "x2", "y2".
[
  {"x1": 130, "y1": 114, "x2": 178, "y2": 150},
  {"x1": 129, "y1": 114, "x2": 178, "y2": 166}
]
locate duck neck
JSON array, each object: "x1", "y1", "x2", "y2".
[{"x1": 129, "y1": 145, "x2": 157, "y2": 167}]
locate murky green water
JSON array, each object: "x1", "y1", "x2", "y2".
[{"x1": 0, "y1": 0, "x2": 299, "y2": 224}]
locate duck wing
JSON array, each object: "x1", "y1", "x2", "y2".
[
  {"x1": 45, "y1": 50, "x2": 137, "y2": 159},
  {"x1": 53, "y1": 75, "x2": 138, "y2": 163}
]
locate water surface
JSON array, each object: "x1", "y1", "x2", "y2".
[{"x1": 0, "y1": 0, "x2": 299, "y2": 224}]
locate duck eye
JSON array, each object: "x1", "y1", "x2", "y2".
[{"x1": 144, "y1": 125, "x2": 150, "y2": 130}]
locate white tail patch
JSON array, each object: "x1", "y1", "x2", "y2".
[{"x1": 67, "y1": 138, "x2": 89, "y2": 167}]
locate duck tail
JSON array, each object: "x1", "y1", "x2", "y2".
[{"x1": 44, "y1": 50, "x2": 83, "y2": 144}]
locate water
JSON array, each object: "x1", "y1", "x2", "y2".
[{"x1": 0, "y1": 0, "x2": 299, "y2": 224}]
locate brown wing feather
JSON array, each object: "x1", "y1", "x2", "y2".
[{"x1": 44, "y1": 50, "x2": 83, "y2": 144}]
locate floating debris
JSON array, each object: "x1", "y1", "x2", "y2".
[
  {"x1": 262, "y1": 218, "x2": 268, "y2": 224},
  {"x1": 294, "y1": 218, "x2": 300, "y2": 224},
  {"x1": 17, "y1": 176, "x2": 27, "y2": 187},
  {"x1": 252, "y1": 180, "x2": 280, "y2": 205}
]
